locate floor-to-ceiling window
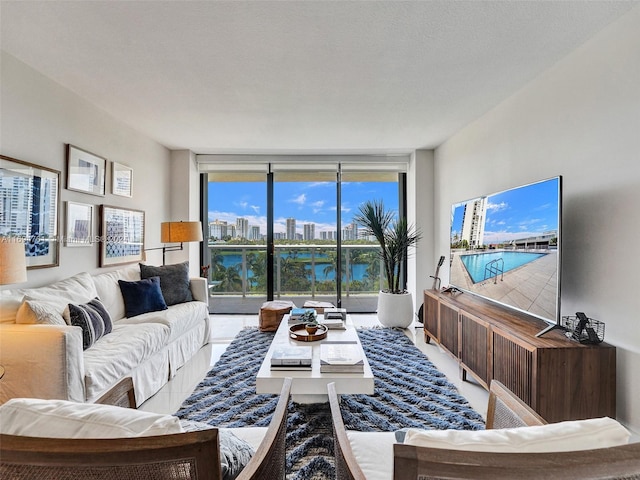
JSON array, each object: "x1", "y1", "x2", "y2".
[
  {"x1": 273, "y1": 164, "x2": 338, "y2": 304},
  {"x1": 202, "y1": 166, "x2": 269, "y2": 313},
  {"x1": 340, "y1": 164, "x2": 401, "y2": 311},
  {"x1": 198, "y1": 156, "x2": 407, "y2": 314}
]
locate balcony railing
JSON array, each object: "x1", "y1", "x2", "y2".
[{"x1": 206, "y1": 243, "x2": 383, "y2": 298}]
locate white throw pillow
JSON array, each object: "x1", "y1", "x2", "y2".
[
  {"x1": 16, "y1": 298, "x2": 67, "y2": 326},
  {"x1": 0, "y1": 398, "x2": 184, "y2": 438},
  {"x1": 403, "y1": 417, "x2": 630, "y2": 453}
]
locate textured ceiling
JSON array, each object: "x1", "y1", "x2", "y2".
[{"x1": 1, "y1": 1, "x2": 637, "y2": 154}]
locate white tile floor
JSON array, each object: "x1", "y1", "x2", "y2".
[{"x1": 139, "y1": 314, "x2": 489, "y2": 420}]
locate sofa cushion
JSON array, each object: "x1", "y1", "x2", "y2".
[
  {"x1": 91, "y1": 265, "x2": 141, "y2": 321},
  {"x1": 118, "y1": 276, "x2": 168, "y2": 318},
  {"x1": 0, "y1": 272, "x2": 98, "y2": 323},
  {"x1": 347, "y1": 431, "x2": 396, "y2": 480},
  {"x1": 16, "y1": 298, "x2": 67, "y2": 326},
  {"x1": 65, "y1": 297, "x2": 113, "y2": 350},
  {"x1": 83, "y1": 323, "x2": 170, "y2": 402},
  {"x1": 0, "y1": 397, "x2": 183, "y2": 438},
  {"x1": 117, "y1": 300, "x2": 207, "y2": 343},
  {"x1": 140, "y1": 261, "x2": 193, "y2": 306},
  {"x1": 402, "y1": 417, "x2": 630, "y2": 453}
]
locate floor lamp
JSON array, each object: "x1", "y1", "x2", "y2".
[{"x1": 146, "y1": 221, "x2": 203, "y2": 265}]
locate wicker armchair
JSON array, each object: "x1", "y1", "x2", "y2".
[
  {"x1": 330, "y1": 380, "x2": 640, "y2": 480},
  {"x1": 237, "y1": 377, "x2": 291, "y2": 480},
  {"x1": 0, "y1": 377, "x2": 292, "y2": 480},
  {"x1": 95, "y1": 376, "x2": 137, "y2": 408},
  {"x1": 328, "y1": 381, "x2": 367, "y2": 480},
  {"x1": 0, "y1": 429, "x2": 221, "y2": 480}
]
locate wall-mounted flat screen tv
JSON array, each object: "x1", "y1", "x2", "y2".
[{"x1": 449, "y1": 176, "x2": 562, "y2": 328}]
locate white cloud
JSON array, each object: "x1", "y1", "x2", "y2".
[
  {"x1": 290, "y1": 193, "x2": 306, "y2": 205},
  {"x1": 487, "y1": 201, "x2": 508, "y2": 212}
]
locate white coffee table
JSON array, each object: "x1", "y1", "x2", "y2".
[{"x1": 256, "y1": 314, "x2": 374, "y2": 403}]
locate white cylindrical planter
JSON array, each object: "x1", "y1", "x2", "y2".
[{"x1": 377, "y1": 291, "x2": 414, "y2": 328}]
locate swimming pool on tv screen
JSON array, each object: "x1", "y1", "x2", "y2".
[{"x1": 460, "y1": 251, "x2": 546, "y2": 284}]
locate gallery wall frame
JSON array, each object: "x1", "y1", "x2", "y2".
[
  {"x1": 112, "y1": 162, "x2": 133, "y2": 197},
  {"x1": 0, "y1": 155, "x2": 60, "y2": 269},
  {"x1": 66, "y1": 144, "x2": 106, "y2": 196},
  {"x1": 99, "y1": 205, "x2": 145, "y2": 267},
  {"x1": 65, "y1": 201, "x2": 94, "y2": 247}
]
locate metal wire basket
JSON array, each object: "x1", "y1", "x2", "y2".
[{"x1": 562, "y1": 315, "x2": 605, "y2": 344}]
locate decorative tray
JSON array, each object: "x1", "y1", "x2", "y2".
[{"x1": 289, "y1": 323, "x2": 328, "y2": 342}]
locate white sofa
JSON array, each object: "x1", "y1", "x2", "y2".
[{"x1": 0, "y1": 265, "x2": 210, "y2": 407}]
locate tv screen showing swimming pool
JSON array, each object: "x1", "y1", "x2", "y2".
[{"x1": 449, "y1": 176, "x2": 562, "y2": 326}]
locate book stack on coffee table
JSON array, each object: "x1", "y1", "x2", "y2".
[
  {"x1": 320, "y1": 341, "x2": 364, "y2": 373},
  {"x1": 320, "y1": 308, "x2": 347, "y2": 330},
  {"x1": 270, "y1": 346, "x2": 313, "y2": 371}
]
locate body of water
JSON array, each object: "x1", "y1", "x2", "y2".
[
  {"x1": 218, "y1": 252, "x2": 373, "y2": 282},
  {"x1": 461, "y1": 251, "x2": 545, "y2": 283}
]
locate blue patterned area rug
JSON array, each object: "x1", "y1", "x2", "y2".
[{"x1": 176, "y1": 327, "x2": 484, "y2": 480}]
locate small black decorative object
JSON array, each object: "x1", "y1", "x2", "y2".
[{"x1": 563, "y1": 312, "x2": 605, "y2": 344}]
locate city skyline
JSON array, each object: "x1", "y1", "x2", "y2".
[
  {"x1": 451, "y1": 178, "x2": 560, "y2": 245},
  {"x1": 208, "y1": 180, "x2": 398, "y2": 239}
]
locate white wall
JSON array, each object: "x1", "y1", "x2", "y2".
[
  {"x1": 1, "y1": 52, "x2": 172, "y2": 286},
  {"x1": 409, "y1": 150, "x2": 436, "y2": 310},
  {"x1": 168, "y1": 149, "x2": 202, "y2": 277},
  {"x1": 433, "y1": 6, "x2": 640, "y2": 432}
]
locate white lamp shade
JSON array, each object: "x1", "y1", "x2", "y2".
[
  {"x1": 0, "y1": 240, "x2": 28, "y2": 285},
  {"x1": 160, "y1": 221, "x2": 203, "y2": 243}
]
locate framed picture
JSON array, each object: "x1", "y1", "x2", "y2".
[
  {"x1": 0, "y1": 155, "x2": 60, "y2": 269},
  {"x1": 65, "y1": 201, "x2": 94, "y2": 247},
  {"x1": 112, "y1": 162, "x2": 133, "y2": 197},
  {"x1": 100, "y1": 205, "x2": 145, "y2": 267},
  {"x1": 66, "y1": 144, "x2": 106, "y2": 196}
]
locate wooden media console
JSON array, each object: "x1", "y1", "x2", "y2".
[{"x1": 423, "y1": 289, "x2": 616, "y2": 423}]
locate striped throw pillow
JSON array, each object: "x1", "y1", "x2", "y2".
[{"x1": 66, "y1": 297, "x2": 113, "y2": 350}]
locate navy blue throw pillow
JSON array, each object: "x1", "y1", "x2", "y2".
[
  {"x1": 67, "y1": 297, "x2": 113, "y2": 350},
  {"x1": 118, "y1": 276, "x2": 168, "y2": 318}
]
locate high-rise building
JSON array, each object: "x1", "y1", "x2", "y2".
[
  {"x1": 0, "y1": 175, "x2": 30, "y2": 236},
  {"x1": 236, "y1": 217, "x2": 249, "y2": 239},
  {"x1": 342, "y1": 223, "x2": 358, "y2": 241},
  {"x1": 209, "y1": 219, "x2": 227, "y2": 239},
  {"x1": 321, "y1": 230, "x2": 337, "y2": 240},
  {"x1": 303, "y1": 223, "x2": 315, "y2": 240},
  {"x1": 460, "y1": 198, "x2": 487, "y2": 248},
  {"x1": 249, "y1": 225, "x2": 260, "y2": 240},
  {"x1": 286, "y1": 218, "x2": 296, "y2": 240}
]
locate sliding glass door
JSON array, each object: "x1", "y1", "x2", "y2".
[
  {"x1": 204, "y1": 170, "x2": 268, "y2": 314},
  {"x1": 200, "y1": 157, "x2": 405, "y2": 314},
  {"x1": 340, "y1": 166, "x2": 400, "y2": 311},
  {"x1": 273, "y1": 165, "x2": 339, "y2": 306}
]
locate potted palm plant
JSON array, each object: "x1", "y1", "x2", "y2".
[{"x1": 353, "y1": 200, "x2": 422, "y2": 328}]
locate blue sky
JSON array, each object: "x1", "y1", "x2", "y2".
[
  {"x1": 451, "y1": 177, "x2": 560, "y2": 245},
  {"x1": 208, "y1": 181, "x2": 398, "y2": 236}
]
